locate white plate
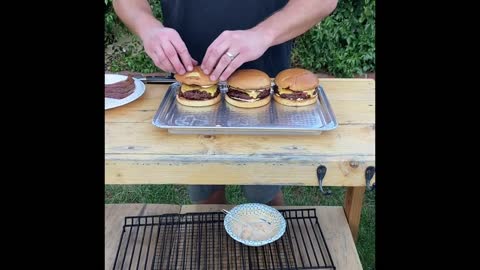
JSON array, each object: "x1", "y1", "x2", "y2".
[
  {"x1": 224, "y1": 203, "x2": 286, "y2": 247},
  {"x1": 105, "y1": 74, "x2": 145, "y2": 110}
]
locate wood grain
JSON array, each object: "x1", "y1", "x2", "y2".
[
  {"x1": 105, "y1": 154, "x2": 375, "y2": 186},
  {"x1": 105, "y1": 124, "x2": 374, "y2": 156},
  {"x1": 344, "y1": 187, "x2": 366, "y2": 242},
  {"x1": 105, "y1": 204, "x2": 181, "y2": 270}
]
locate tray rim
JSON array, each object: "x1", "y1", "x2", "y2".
[{"x1": 151, "y1": 82, "x2": 338, "y2": 133}]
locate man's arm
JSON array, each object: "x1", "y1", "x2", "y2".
[
  {"x1": 202, "y1": 0, "x2": 338, "y2": 81},
  {"x1": 113, "y1": 0, "x2": 196, "y2": 74},
  {"x1": 253, "y1": 0, "x2": 338, "y2": 47}
]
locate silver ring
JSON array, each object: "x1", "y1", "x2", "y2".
[{"x1": 225, "y1": 51, "x2": 238, "y2": 61}]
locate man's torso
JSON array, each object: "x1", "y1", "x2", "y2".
[{"x1": 161, "y1": 0, "x2": 292, "y2": 77}]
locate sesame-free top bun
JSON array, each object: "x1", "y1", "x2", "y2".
[
  {"x1": 275, "y1": 68, "x2": 319, "y2": 91},
  {"x1": 174, "y1": 66, "x2": 219, "y2": 86},
  {"x1": 227, "y1": 69, "x2": 271, "y2": 89}
]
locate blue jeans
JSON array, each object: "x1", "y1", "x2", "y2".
[{"x1": 187, "y1": 185, "x2": 282, "y2": 204}]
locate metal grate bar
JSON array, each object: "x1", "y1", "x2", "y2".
[
  {"x1": 113, "y1": 209, "x2": 336, "y2": 270},
  {"x1": 135, "y1": 218, "x2": 146, "y2": 270}
]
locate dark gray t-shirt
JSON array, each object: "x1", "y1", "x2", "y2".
[{"x1": 161, "y1": 0, "x2": 292, "y2": 77}]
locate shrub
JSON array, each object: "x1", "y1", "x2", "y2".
[
  {"x1": 104, "y1": 0, "x2": 163, "y2": 73},
  {"x1": 291, "y1": 0, "x2": 375, "y2": 77},
  {"x1": 104, "y1": 0, "x2": 163, "y2": 46}
]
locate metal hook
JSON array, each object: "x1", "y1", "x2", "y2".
[
  {"x1": 317, "y1": 165, "x2": 332, "y2": 195},
  {"x1": 365, "y1": 166, "x2": 375, "y2": 191}
]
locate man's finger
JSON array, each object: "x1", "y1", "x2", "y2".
[
  {"x1": 154, "y1": 47, "x2": 175, "y2": 73},
  {"x1": 219, "y1": 56, "x2": 244, "y2": 81},
  {"x1": 210, "y1": 52, "x2": 236, "y2": 81},
  {"x1": 202, "y1": 41, "x2": 229, "y2": 75},
  {"x1": 162, "y1": 41, "x2": 186, "y2": 74},
  {"x1": 170, "y1": 35, "x2": 194, "y2": 71}
]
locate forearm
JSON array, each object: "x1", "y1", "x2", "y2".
[
  {"x1": 113, "y1": 0, "x2": 163, "y2": 40},
  {"x1": 252, "y1": 0, "x2": 338, "y2": 47}
]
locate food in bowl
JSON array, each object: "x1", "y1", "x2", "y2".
[
  {"x1": 231, "y1": 215, "x2": 276, "y2": 242},
  {"x1": 224, "y1": 203, "x2": 286, "y2": 247}
]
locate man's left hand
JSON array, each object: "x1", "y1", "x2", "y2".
[{"x1": 201, "y1": 29, "x2": 272, "y2": 81}]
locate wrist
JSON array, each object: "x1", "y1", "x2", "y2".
[
  {"x1": 250, "y1": 25, "x2": 276, "y2": 48},
  {"x1": 136, "y1": 16, "x2": 164, "y2": 41}
]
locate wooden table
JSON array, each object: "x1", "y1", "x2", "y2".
[
  {"x1": 105, "y1": 79, "x2": 375, "y2": 269},
  {"x1": 106, "y1": 79, "x2": 375, "y2": 235}
]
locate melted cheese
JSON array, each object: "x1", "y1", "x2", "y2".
[
  {"x1": 245, "y1": 90, "x2": 261, "y2": 99},
  {"x1": 181, "y1": 84, "x2": 217, "y2": 95},
  {"x1": 277, "y1": 87, "x2": 317, "y2": 96}
]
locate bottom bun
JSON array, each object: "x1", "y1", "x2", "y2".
[
  {"x1": 273, "y1": 94, "x2": 317, "y2": 107},
  {"x1": 176, "y1": 93, "x2": 221, "y2": 107},
  {"x1": 225, "y1": 94, "x2": 271, "y2": 108}
]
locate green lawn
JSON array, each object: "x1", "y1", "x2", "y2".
[{"x1": 105, "y1": 185, "x2": 375, "y2": 270}]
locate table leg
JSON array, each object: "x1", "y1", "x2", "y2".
[{"x1": 343, "y1": 186, "x2": 365, "y2": 242}]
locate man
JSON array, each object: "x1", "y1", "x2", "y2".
[{"x1": 113, "y1": 0, "x2": 338, "y2": 205}]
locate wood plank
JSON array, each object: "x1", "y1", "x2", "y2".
[
  {"x1": 344, "y1": 187, "x2": 366, "y2": 242},
  {"x1": 105, "y1": 123, "x2": 374, "y2": 156},
  {"x1": 105, "y1": 204, "x2": 181, "y2": 270},
  {"x1": 319, "y1": 79, "x2": 375, "y2": 100},
  {"x1": 105, "y1": 154, "x2": 375, "y2": 186},
  {"x1": 103, "y1": 82, "x2": 375, "y2": 105},
  {"x1": 180, "y1": 204, "x2": 233, "y2": 214},
  {"x1": 180, "y1": 204, "x2": 363, "y2": 270},
  {"x1": 105, "y1": 79, "x2": 375, "y2": 124},
  {"x1": 333, "y1": 100, "x2": 375, "y2": 124},
  {"x1": 104, "y1": 79, "x2": 375, "y2": 108}
]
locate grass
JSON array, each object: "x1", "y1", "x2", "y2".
[{"x1": 105, "y1": 185, "x2": 375, "y2": 269}]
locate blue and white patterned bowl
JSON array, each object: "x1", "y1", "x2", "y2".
[{"x1": 224, "y1": 203, "x2": 286, "y2": 247}]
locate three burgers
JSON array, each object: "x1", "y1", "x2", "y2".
[{"x1": 174, "y1": 67, "x2": 319, "y2": 108}]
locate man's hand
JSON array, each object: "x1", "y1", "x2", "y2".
[
  {"x1": 141, "y1": 26, "x2": 197, "y2": 74},
  {"x1": 201, "y1": 29, "x2": 272, "y2": 81},
  {"x1": 199, "y1": 0, "x2": 338, "y2": 81}
]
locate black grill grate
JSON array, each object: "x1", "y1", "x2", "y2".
[{"x1": 113, "y1": 209, "x2": 335, "y2": 270}]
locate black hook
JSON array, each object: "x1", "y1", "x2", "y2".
[
  {"x1": 317, "y1": 165, "x2": 332, "y2": 195},
  {"x1": 365, "y1": 166, "x2": 376, "y2": 191}
]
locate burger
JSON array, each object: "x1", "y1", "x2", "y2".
[
  {"x1": 273, "y1": 68, "x2": 319, "y2": 106},
  {"x1": 225, "y1": 69, "x2": 272, "y2": 108},
  {"x1": 174, "y1": 66, "x2": 221, "y2": 107}
]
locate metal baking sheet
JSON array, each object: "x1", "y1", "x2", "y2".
[{"x1": 152, "y1": 82, "x2": 337, "y2": 135}]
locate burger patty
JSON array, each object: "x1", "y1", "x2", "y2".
[
  {"x1": 105, "y1": 76, "x2": 136, "y2": 99},
  {"x1": 105, "y1": 89, "x2": 135, "y2": 99},
  {"x1": 179, "y1": 89, "x2": 220, "y2": 100},
  {"x1": 105, "y1": 76, "x2": 136, "y2": 93},
  {"x1": 273, "y1": 85, "x2": 316, "y2": 100},
  {"x1": 227, "y1": 87, "x2": 270, "y2": 100},
  {"x1": 279, "y1": 92, "x2": 310, "y2": 100}
]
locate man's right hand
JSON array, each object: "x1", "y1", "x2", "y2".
[{"x1": 140, "y1": 26, "x2": 196, "y2": 75}]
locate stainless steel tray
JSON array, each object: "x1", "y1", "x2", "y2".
[{"x1": 152, "y1": 82, "x2": 337, "y2": 135}]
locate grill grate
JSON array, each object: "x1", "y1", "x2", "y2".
[{"x1": 113, "y1": 209, "x2": 335, "y2": 270}]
